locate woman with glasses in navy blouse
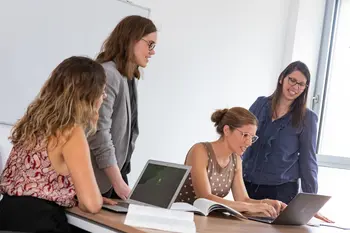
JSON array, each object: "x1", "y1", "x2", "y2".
[{"x1": 242, "y1": 61, "x2": 332, "y2": 222}]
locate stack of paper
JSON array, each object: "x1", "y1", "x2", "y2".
[{"x1": 124, "y1": 204, "x2": 196, "y2": 233}]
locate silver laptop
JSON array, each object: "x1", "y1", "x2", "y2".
[
  {"x1": 248, "y1": 193, "x2": 331, "y2": 225},
  {"x1": 103, "y1": 159, "x2": 191, "y2": 213}
]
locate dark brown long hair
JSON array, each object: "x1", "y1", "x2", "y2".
[
  {"x1": 269, "y1": 61, "x2": 311, "y2": 128},
  {"x1": 96, "y1": 15, "x2": 157, "y2": 79},
  {"x1": 211, "y1": 107, "x2": 258, "y2": 136}
]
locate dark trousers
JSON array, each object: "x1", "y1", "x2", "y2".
[
  {"x1": 102, "y1": 172, "x2": 129, "y2": 199},
  {"x1": 0, "y1": 194, "x2": 71, "y2": 233},
  {"x1": 244, "y1": 180, "x2": 299, "y2": 204}
]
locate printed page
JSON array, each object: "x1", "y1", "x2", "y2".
[
  {"x1": 125, "y1": 204, "x2": 196, "y2": 233},
  {"x1": 127, "y1": 204, "x2": 193, "y2": 221},
  {"x1": 192, "y1": 198, "x2": 216, "y2": 216},
  {"x1": 171, "y1": 202, "x2": 205, "y2": 215},
  {"x1": 194, "y1": 198, "x2": 246, "y2": 219}
]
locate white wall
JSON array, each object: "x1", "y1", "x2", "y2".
[
  {"x1": 283, "y1": 0, "x2": 327, "y2": 106},
  {"x1": 129, "y1": 0, "x2": 349, "y2": 220},
  {"x1": 130, "y1": 0, "x2": 292, "y2": 185},
  {"x1": 0, "y1": 0, "x2": 327, "y2": 187},
  {"x1": 2, "y1": 0, "x2": 343, "y2": 220},
  {"x1": 0, "y1": 0, "x2": 149, "y2": 125},
  {"x1": 129, "y1": 0, "x2": 327, "y2": 186}
]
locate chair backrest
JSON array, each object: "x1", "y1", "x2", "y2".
[
  {"x1": 0, "y1": 124, "x2": 12, "y2": 200},
  {"x1": 0, "y1": 152, "x2": 2, "y2": 174},
  {"x1": 0, "y1": 124, "x2": 12, "y2": 174}
]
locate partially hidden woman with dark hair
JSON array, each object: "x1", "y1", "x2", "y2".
[
  {"x1": 242, "y1": 61, "x2": 333, "y2": 223},
  {"x1": 88, "y1": 15, "x2": 157, "y2": 200}
]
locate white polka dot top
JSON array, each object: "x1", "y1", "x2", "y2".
[{"x1": 175, "y1": 142, "x2": 237, "y2": 204}]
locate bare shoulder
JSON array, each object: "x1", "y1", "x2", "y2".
[
  {"x1": 68, "y1": 126, "x2": 86, "y2": 141},
  {"x1": 186, "y1": 143, "x2": 209, "y2": 166},
  {"x1": 233, "y1": 154, "x2": 242, "y2": 170},
  {"x1": 62, "y1": 126, "x2": 89, "y2": 153}
]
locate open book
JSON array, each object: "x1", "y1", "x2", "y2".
[{"x1": 171, "y1": 198, "x2": 246, "y2": 219}]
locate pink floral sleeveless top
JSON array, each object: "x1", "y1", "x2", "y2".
[{"x1": 0, "y1": 142, "x2": 76, "y2": 207}]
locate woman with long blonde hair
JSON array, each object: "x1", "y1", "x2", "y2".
[{"x1": 0, "y1": 56, "x2": 111, "y2": 232}]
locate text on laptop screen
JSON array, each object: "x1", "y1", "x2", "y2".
[{"x1": 129, "y1": 163, "x2": 188, "y2": 208}]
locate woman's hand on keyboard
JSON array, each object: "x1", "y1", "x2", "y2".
[
  {"x1": 245, "y1": 202, "x2": 278, "y2": 218},
  {"x1": 261, "y1": 199, "x2": 287, "y2": 214}
]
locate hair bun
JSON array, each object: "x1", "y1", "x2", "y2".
[{"x1": 211, "y1": 108, "x2": 228, "y2": 126}]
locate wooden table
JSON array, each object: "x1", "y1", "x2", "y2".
[{"x1": 66, "y1": 207, "x2": 344, "y2": 233}]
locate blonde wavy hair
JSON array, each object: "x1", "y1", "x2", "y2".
[{"x1": 10, "y1": 56, "x2": 106, "y2": 150}]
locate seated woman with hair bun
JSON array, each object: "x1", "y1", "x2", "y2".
[{"x1": 176, "y1": 107, "x2": 286, "y2": 218}]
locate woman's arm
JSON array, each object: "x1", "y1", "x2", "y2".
[
  {"x1": 62, "y1": 126, "x2": 103, "y2": 213},
  {"x1": 186, "y1": 144, "x2": 277, "y2": 217},
  {"x1": 298, "y1": 111, "x2": 334, "y2": 223},
  {"x1": 88, "y1": 67, "x2": 130, "y2": 199},
  {"x1": 298, "y1": 110, "x2": 318, "y2": 193}
]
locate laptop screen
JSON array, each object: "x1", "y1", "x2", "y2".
[{"x1": 129, "y1": 162, "x2": 189, "y2": 208}]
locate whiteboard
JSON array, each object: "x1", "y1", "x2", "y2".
[{"x1": 0, "y1": 0, "x2": 149, "y2": 125}]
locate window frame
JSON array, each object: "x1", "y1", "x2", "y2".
[{"x1": 312, "y1": 0, "x2": 350, "y2": 170}]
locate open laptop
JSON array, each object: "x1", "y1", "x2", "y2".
[
  {"x1": 103, "y1": 159, "x2": 191, "y2": 213},
  {"x1": 248, "y1": 193, "x2": 331, "y2": 225}
]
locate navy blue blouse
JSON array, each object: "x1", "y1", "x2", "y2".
[{"x1": 242, "y1": 96, "x2": 318, "y2": 193}]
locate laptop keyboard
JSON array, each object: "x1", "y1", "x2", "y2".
[
  {"x1": 250, "y1": 216, "x2": 275, "y2": 222},
  {"x1": 116, "y1": 202, "x2": 129, "y2": 208},
  {"x1": 257, "y1": 216, "x2": 275, "y2": 220}
]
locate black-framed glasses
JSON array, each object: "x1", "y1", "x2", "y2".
[
  {"x1": 287, "y1": 77, "x2": 308, "y2": 89},
  {"x1": 141, "y1": 38, "x2": 156, "y2": 51},
  {"x1": 236, "y1": 128, "x2": 259, "y2": 143}
]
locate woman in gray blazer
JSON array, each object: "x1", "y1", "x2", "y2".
[{"x1": 88, "y1": 15, "x2": 157, "y2": 200}]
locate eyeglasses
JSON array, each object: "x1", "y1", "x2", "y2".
[
  {"x1": 287, "y1": 77, "x2": 308, "y2": 89},
  {"x1": 141, "y1": 38, "x2": 156, "y2": 51},
  {"x1": 235, "y1": 128, "x2": 259, "y2": 143}
]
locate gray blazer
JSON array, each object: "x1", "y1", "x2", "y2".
[{"x1": 88, "y1": 61, "x2": 139, "y2": 193}]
